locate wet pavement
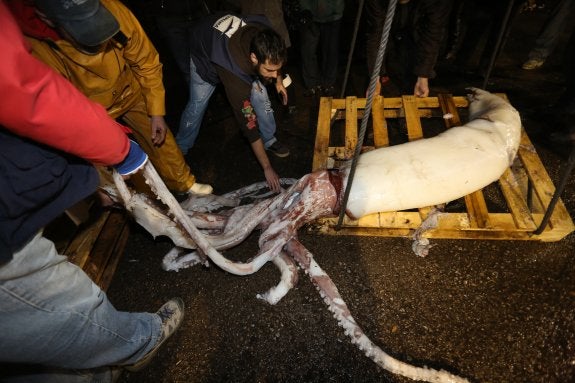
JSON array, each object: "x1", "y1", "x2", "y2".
[{"x1": 110, "y1": 3, "x2": 575, "y2": 383}]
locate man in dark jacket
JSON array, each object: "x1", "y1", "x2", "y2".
[
  {"x1": 365, "y1": 0, "x2": 453, "y2": 97},
  {"x1": 0, "y1": 2, "x2": 183, "y2": 381},
  {"x1": 177, "y1": 13, "x2": 289, "y2": 193}
]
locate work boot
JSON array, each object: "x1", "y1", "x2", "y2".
[{"x1": 125, "y1": 298, "x2": 185, "y2": 372}]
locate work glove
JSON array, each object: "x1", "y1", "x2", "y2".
[{"x1": 114, "y1": 139, "x2": 148, "y2": 176}]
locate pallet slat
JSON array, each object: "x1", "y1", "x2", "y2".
[
  {"x1": 63, "y1": 209, "x2": 130, "y2": 290},
  {"x1": 438, "y1": 93, "x2": 491, "y2": 229},
  {"x1": 311, "y1": 94, "x2": 574, "y2": 242},
  {"x1": 313, "y1": 97, "x2": 333, "y2": 171}
]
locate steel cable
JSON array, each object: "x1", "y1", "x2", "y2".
[{"x1": 336, "y1": 0, "x2": 398, "y2": 229}]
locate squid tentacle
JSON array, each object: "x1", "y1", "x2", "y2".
[
  {"x1": 256, "y1": 251, "x2": 299, "y2": 305},
  {"x1": 286, "y1": 239, "x2": 469, "y2": 383},
  {"x1": 134, "y1": 163, "x2": 306, "y2": 276}
]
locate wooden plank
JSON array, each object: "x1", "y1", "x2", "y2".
[
  {"x1": 498, "y1": 166, "x2": 537, "y2": 230},
  {"x1": 403, "y1": 95, "x2": 434, "y2": 219},
  {"x1": 437, "y1": 93, "x2": 461, "y2": 127},
  {"x1": 439, "y1": 94, "x2": 491, "y2": 229},
  {"x1": 352, "y1": 96, "x2": 469, "y2": 109},
  {"x1": 65, "y1": 211, "x2": 110, "y2": 268},
  {"x1": 345, "y1": 96, "x2": 358, "y2": 158},
  {"x1": 517, "y1": 131, "x2": 573, "y2": 231},
  {"x1": 372, "y1": 95, "x2": 389, "y2": 148},
  {"x1": 84, "y1": 210, "x2": 129, "y2": 288},
  {"x1": 402, "y1": 95, "x2": 424, "y2": 140},
  {"x1": 313, "y1": 97, "x2": 333, "y2": 171},
  {"x1": 90, "y1": 210, "x2": 130, "y2": 290},
  {"x1": 359, "y1": 108, "x2": 440, "y2": 120},
  {"x1": 98, "y1": 221, "x2": 130, "y2": 291}
]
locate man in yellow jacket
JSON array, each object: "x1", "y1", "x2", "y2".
[{"x1": 8, "y1": 0, "x2": 212, "y2": 197}]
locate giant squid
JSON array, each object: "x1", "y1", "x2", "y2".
[{"x1": 105, "y1": 88, "x2": 521, "y2": 383}]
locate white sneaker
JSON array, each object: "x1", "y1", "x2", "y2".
[{"x1": 188, "y1": 182, "x2": 213, "y2": 195}]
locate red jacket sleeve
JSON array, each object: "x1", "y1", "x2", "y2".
[{"x1": 0, "y1": 1, "x2": 129, "y2": 166}]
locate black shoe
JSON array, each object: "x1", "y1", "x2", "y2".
[
  {"x1": 321, "y1": 85, "x2": 335, "y2": 97},
  {"x1": 266, "y1": 141, "x2": 290, "y2": 158},
  {"x1": 304, "y1": 85, "x2": 321, "y2": 97}
]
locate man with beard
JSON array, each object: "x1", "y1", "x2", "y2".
[{"x1": 177, "y1": 13, "x2": 289, "y2": 193}]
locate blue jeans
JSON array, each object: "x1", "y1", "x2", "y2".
[
  {"x1": 0, "y1": 365, "x2": 118, "y2": 383},
  {"x1": 0, "y1": 232, "x2": 162, "y2": 382},
  {"x1": 176, "y1": 58, "x2": 277, "y2": 154}
]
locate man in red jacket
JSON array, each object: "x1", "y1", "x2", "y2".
[{"x1": 0, "y1": 2, "x2": 183, "y2": 381}]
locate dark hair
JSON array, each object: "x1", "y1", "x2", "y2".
[{"x1": 250, "y1": 28, "x2": 287, "y2": 65}]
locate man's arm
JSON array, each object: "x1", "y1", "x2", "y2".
[
  {"x1": 251, "y1": 139, "x2": 281, "y2": 192},
  {"x1": 0, "y1": 1, "x2": 130, "y2": 166},
  {"x1": 276, "y1": 74, "x2": 288, "y2": 105},
  {"x1": 217, "y1": 66, "x2": 281, "y2": 192},
  {"x1": 413, "y1": 0, "x2": 453, "y2": 81},
  {"x1": 105, "y1": 0, "x2": 168, "y2": 145},
  {"x1": 106, "y1": 0, "x2": 166, "y2": 117}
]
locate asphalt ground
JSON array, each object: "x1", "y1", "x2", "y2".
[{"x1": 110, "y1": 3, "x2": 575, "y2": 382}]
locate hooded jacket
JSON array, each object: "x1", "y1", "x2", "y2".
[
  {"x1": 0, "y1": 1, "x2": 130, "y2": 262},
  {"x1": 6, "y1": 0, "x2": 165, "y2": 119}
]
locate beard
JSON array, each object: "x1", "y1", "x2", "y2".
[{"x1": 254, "y1": 63, "x2": 275, "y2": 85}]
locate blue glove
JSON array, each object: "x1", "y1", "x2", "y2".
[{"x1": 114, "y1": 139, "x2": 148, "y2": 176}]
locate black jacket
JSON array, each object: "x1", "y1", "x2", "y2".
[{"x1": 0, "y1": 130, "x2": 98, "y2": 262}]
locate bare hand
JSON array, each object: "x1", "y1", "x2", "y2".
[
  {"x1": 276, "y1": 82, "x2": 288, "y2": 105},
  {"x1": 150, "y1": 115, "x2": 168, "y2": 146},
  {"x1": 264, "y1": 166, "x2": 281, "y2": 193},
  {"x1": 414, "y1": 77, "x2": 429, "y2": 98}
]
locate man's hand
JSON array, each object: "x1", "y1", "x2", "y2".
[
  {"x1": 276, "y1": 78, "x2": 288, "y2": 105},
  {"x1": 414, "y1": 77, "x2": 429, "y2": 98},
  {"x1": 263, "y1": 166, "x2": 281, "y2": 193},
  {"x1": 150, "y1": 115, "x2": 168, "y2": 145},
  {"x1": 251, "y1": 139, "x2": 282, "y2": 193}
]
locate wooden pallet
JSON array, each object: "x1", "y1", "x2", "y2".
[
  {"x1": 46, "y1": 205, "x2": 130, "y2": 291},
  {"x1": 311, "y1": 94, "x2": 574, "y2": 242}
]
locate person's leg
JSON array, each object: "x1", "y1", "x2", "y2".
[
  {"x1": 155, "y1": 16, "x2": 192, "y2": 82},
  {"x1": 0, "y1": 364, "x2": 119, "y2": 383},
  {"x1": 365, "y1": 0, "x2": 388, "y2": 77},
  {"x1": 561, "y1": 27, "x2": 575, "y2": 113},
  {"x1": 0, "y1": 233, "x2": 162, "y2": 369},
  {"x1": 177, "y1": 58, "x2": 216, "y2": 154},
  {"x1": 250, "y1": 80, "x2": 277, "y2": 148},
  {"x1": 528, "y1": 0, "x2": 574, "y2": 61},
  {"x1": 299, "y1": 21, "x2": 321, "y2": 91},
  {"x1": 319, "y1": 19, "x2": 342, "y2": 94},
  {"x1": 121, "y1": 98, "x2": 197, "y2": 193}
]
